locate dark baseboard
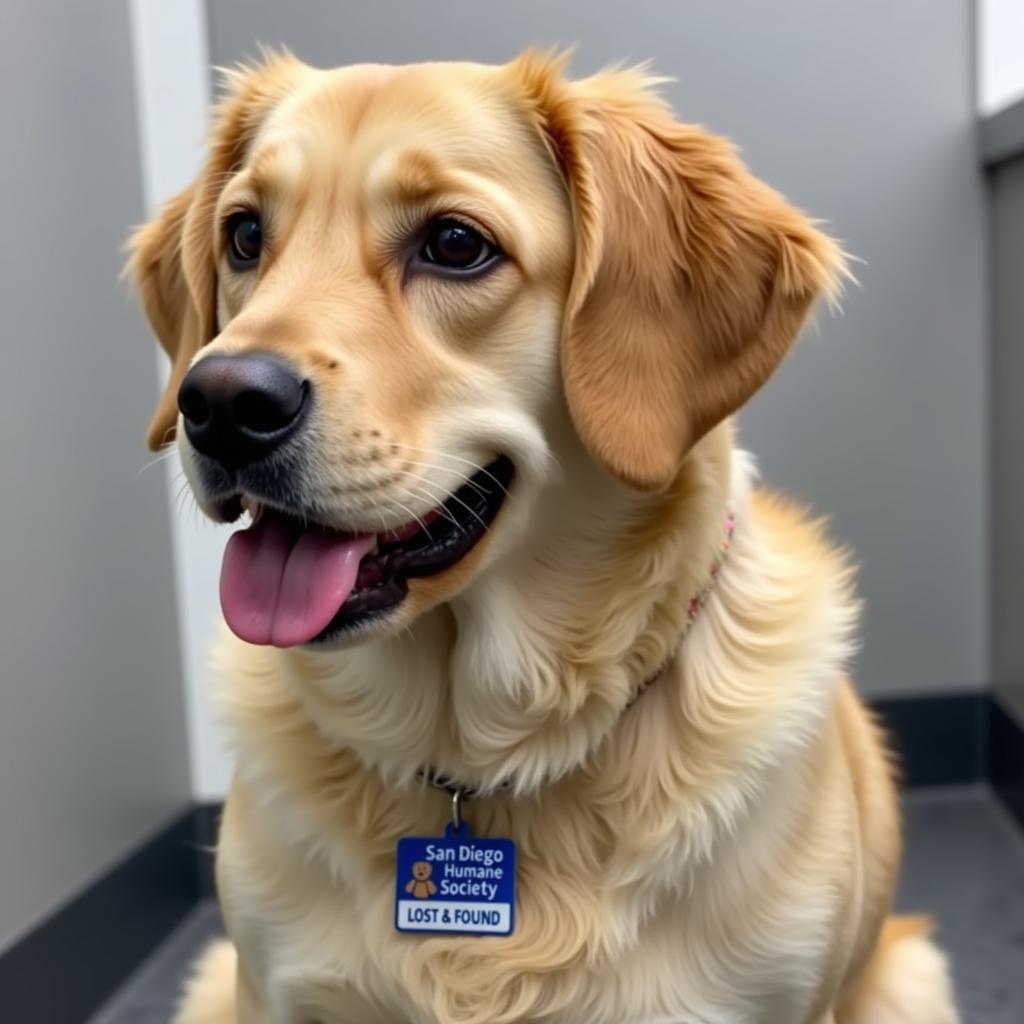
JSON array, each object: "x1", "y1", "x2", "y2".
[
  {"x1": 192, "y1": 802, "x2": 222, "y2": 899},
  {"x1": 0, "y1": 808, "x2": 203, "y2": 1024},
  {"x1": 1, "y1": 692, "x2": 1020, "y2": 1022},
  {"x1": 872, "y1": 693, "x2": 989, "y2": 788},
  {"x1": 991, "y1": 696, "x2": 1024, "y2": 832}
]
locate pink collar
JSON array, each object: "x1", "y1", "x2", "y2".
[
  {"x1": 418, "y1": 506, "x2": 738, "y2": 801},
  {"x1": 687, "y1": 506, "x2": 737, "y2": 625}
]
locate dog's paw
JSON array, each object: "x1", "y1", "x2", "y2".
[
  {"x1": 839, "y1": 917, "x2": 959, "y2": 1024},
  {"x1": 173, "y1": 939, "x2": 237, "y2": 1024}
]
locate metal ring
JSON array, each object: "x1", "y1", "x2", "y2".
[{"x1": 450, "y1": 788, "x2": 464, "y2": 831}]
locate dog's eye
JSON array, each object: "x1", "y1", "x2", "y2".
[
  {"x1": 420, "y1": 219, "x2": 498, "y2": 272},
  {"x1": 226, "y1": 212, "x2": 262, "y2": 269}
]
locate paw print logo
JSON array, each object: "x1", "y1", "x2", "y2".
[{"x1": 405, "y1": 861, "x2": 438, "y2": 899}]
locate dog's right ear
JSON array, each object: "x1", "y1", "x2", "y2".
[
  {"x1": 126, "y1": 50, "x2": 304, "y2": 451},
  {"x1": 127, "y1": 184, "x2": 204, "y2": 450}
]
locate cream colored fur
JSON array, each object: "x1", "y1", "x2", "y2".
[{"x1": 127, "y1": 52, "x2": 959, "y2": 1024}]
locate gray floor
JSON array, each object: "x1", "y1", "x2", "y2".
[{"x1": 88, "y1": 787, "x2": 1024, "y2": 1023}]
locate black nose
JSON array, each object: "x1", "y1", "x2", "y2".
[{"x1": 177, "y1": 354, "x2": 309, "y2": 469}]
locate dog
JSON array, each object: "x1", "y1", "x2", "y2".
[{"x1": 129, "y1": 50, "x2": 959, "y2": 1024}]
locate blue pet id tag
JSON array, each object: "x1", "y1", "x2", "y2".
[{"x1": 395, "y1": 820, "x2": 516, "y2": 936}]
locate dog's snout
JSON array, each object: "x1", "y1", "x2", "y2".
[{"x1": 178, "y1": 353, "x2": 309, "y2": 469}]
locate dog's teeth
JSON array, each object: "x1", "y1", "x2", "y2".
[{"x1": 240, "y1": 496, "x2": 262, "y2": 522}]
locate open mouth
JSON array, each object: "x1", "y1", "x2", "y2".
[{"x1": 218, "y1": 456, "x2": 514, "y2": 646}]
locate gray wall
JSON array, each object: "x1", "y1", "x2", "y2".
[
  {"x1": 991, "y1": 154, "x2": 1024, "y2": 724},
  {"x1": 0, "y1": 3, "x2": 191, "y2": 951},
  {"x1": 207, "y1": 0, "x2": 989, "y2": 696}
]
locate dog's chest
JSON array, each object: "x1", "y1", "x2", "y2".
[
  {"x1": 220, "y1": 741, "x2": 840, "y2": 1024},
  {"x1": 229, "y1": 833, "x2": 831, "y2": 1024}
]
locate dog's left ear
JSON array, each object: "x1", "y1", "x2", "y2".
[{"x1": 513, "y1": 56, "x2": 848, "y2": 491}]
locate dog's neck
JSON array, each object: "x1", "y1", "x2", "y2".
[{"x1": 278, "y1": 423, "x2": 738, "y2": 795}]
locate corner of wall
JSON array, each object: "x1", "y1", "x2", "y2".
[{"x1": 128, "y1": 0, "x2": 233, "y2": 800}]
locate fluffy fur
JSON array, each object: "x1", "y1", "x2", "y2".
[{"x1": 128, "y1": 51, "x2": 959, "y2": 1023}]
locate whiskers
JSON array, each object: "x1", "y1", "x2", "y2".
[
  {"x1": 316, "y1": 444, "x2": 506, "y2": 537},
  {"x1": 397, "y1": 470, "x2": 489, "y2": 534},
  {"x1": 387, "y1": 443, "x2": 511, "y2": 497},
  {"x1": 135, "y1": 444, "x2": 178, "y2": 478},
  {"x1": 153, "y1": 442, "x2": 505, "y2": 541},
  {"x1": 385, "y1": 443, "x2": 511, "y2": 534},
  {"x1": 397, "y1": 479, "x2": 464, "y2": 537},
  {"x1": 136, "y1": 444, "x2": 210, "y2": 529},
  {"x1": 171, "y1": 470, "x2": 203, "y2": 527},
  {"x1": 385, "y1": 496, "x2": 438, "y2": 543},
  {"x1": 135, "y1": 445, "x2": 209, "y2": 529}
]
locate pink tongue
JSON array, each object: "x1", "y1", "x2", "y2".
[{"x1": 220, "y1": 517, "x2": 375, "y2": 647}]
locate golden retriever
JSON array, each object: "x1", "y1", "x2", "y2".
[{"x1": 129, "y1": 50, "x2": 959, "y2": 1024}]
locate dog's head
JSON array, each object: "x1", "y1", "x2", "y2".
[{"x1": 129, "y1": 51, "x2": 843, "y2": 650}]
